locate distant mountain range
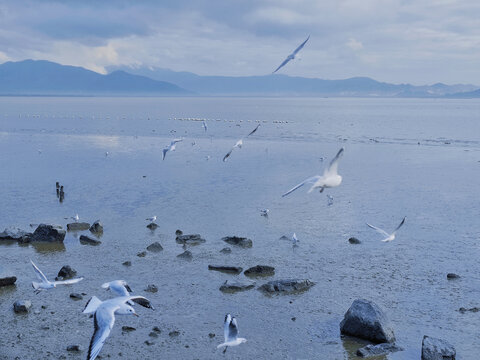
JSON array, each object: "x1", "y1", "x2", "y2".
[{"x1": 0, "y1": 59, "x2": 478, "y2": 97}]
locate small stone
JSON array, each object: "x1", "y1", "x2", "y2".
[
  {"x1": 447, "y1": 273, "x2": 460, "y2": 279},
  {"x1": 152, "y1": 326, "x2": 161, "y2": 333},
  {"x1": 348, "y1": 237, "x2": 361, "y2": 244},
  {"x1": 66, "y1": 345, "x2": 81, "y2": 352},
  {"x1": 208, "y1": 333, "x2": 215, "y2": 338},
  {"x1": 259, "y1": 279, "x2": 315, "y2": 294},
  {"x1": 144, "y1": 284, "x2": 158, "y2": 293},
  {"x1": 0, "y1": 276, "x2": 17, "y2": 287},
  {"x1": 66, "y1": 222, "x2": 90, "y2": 231},
  {"x1": 146, "y1": 223, "x2": 158, "y2": 230},
  {"x1": 122, "y1": 261, "x2": 132, "y2": 266},
  {"x1": 13, "y1": 300, "x2": 32, "y2": 313},
  {"x1": 57, "y1": 265, "x2": 77, "y2": 279},
  {"x1": 291, "y1": 317, "x2": 296, "y2": 321},
  {"x1": 122, "y1": 326, "x2": 136, "y2": 332},
  {"x1": 219, "y1": 247, "x2": 231, "y2": 254},
  {"x1": 219, "y1": 280, "x2": 256, "y2": 293},
  {"x1": 144, "y1": 340, "x2": 154, "y2": 346},
  {"x1": 149, "y1": 331, "x2": 159, "y2": 338},
  {"x1": 176, "y1": 234, "x2": 206, "y2": 245},
  {"x1": 137, "y1": 251, "x2": 147, "y2": 257},
  {"x1": 169, "y1": 330, "x2": 180, "y2": 337},
  {"x1": 458, "y1": 307, "x2": 480, "y2": 313},
  {"x1": 356, "y1": 343, "x2": 403, "y2": 357},
  {"x1": 222, "y1": 236, "x2": 253, "y2": 248},
  {"x1": 208, "y1": 265, "x2": 243, "y2": 275},
  {"x1": 244, "y1": 265, "x2": 275, "y2": 277},
  {"x1": 79, "y1": 235, "x2": 101, "y2": 246},
  {"x1": 70, "y1": 293, "x2": 83, "y2": 300},
  {"x1": 89, "y1": 220, "x2": 103, "y2": 234},
  {"x1": 146, "y1": 242, "x2": 163, "y2": 253},
  {"x1": 175, "y1": 229, "x2": 183, "y2": 236},
  {"x1": 421, "y1": 335, "x2": 456, "y2": 360},
  {"x1": 177, "y1": 250, "x2": 193, "y2": 260}
]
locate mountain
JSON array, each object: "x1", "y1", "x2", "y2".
[
  {"x1": 446, "y1": 88, "x2": 480, "y2": 98},
  {"x1": 0, "y1": 60, "x2": 189, "y2": 96},
  {"x1": 107, "y1": 65, "x2": 478, "y2": 97}
]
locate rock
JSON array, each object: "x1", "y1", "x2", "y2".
[
  {"x1": 175, "y1": 229, "x2": 183, "y2": 236},
  {"x1": 31, "y1": 224, "x2": 66, "y2": 242},
  {"x1": 145, "y1": 340, "x2": 155, "y2": 346},
  {"x1": 13, "y1": 300, "x2": 32, "y2": 313},
  {"x1": 356, "y1": 343, "x2": 403, "y2": 357},
  {"x1": 209, "y1": 333, "x2": 215, "y2": 338},
  {"x1": 149, "y1": 331, "x2": 159, "y2": 338},
  {"x1": 259, "y1": 279, "x2": 315, "y2": 294},
  {"x1": 144, "y1": 284, "x2": 158, "y2": 293},
  {"x1": 0, "y1": 276, "x2": 17, "y2": 287},
  {"x1": 279, "y1": 235, "x2": 289, "y2": 240},
  {"x1": 122, "y1": 261, "x2": 132, "y2": 266},
  {"x1": 458, "y1": 307, "x2": 480, "y2": 313},
  {"x1": 146, "y1": 223, "x2": 158, "y2": 230},
  {"x1": 340, "y1": 299, "x2": 395, "y2": 343},
  {"x1": 66, "y1": 222, "x2": 90, "y2": 231},
  {"x1": 146, "y1": 242, "x2": 163, "y2": 253},
  {"x1": 208, "y1": 265, "x2": 243, "y2": 275},
  {"x1": 152, "y1": 326, "x2": 161, "y2": 333},
  {"x1": 222, "y1": 236, "x2": 252, "y2": 248},
  {"x1": 177, "y1": 250, "x2": 192, "y2": 260},
  {"x1": 66, "y1": 345, "x2": 81, "y2": 352},
  {"x1": 79, "y1": 235, "x2": 101, "y2": 246},
  {"x1": 89, "y1": 220, "x2": 103, "y2": 234},
  {"x1": 421, "y1": 336, "x2": 456, "y2": 360},
  {"x1": 0, "y1": 227, "x2": 32, "y2": 241},
  {"x1": 447, "y1": 273, "x2": 460, "y2": 279},
  {"x1": 137, "y1": 251, "x2": 147, "y2": 257},
  {"x1": 348, "y1": 237, "x2": 361, "y2": 244},
  {"x1": 219, "y1": 280, "x2": 255, "y2": 293},
  {"x1": 244, "y1": 265, "x2": 275, "y2": 277},
  {"x1": 176, "y1": 234, "x2": 206, "y2": 245},
  {"x1": 122, "y1": 326, "x2": 136, "y2": 332},
  {"x1": 57, "y1": 265, "x2": 77, "y2": 279},
  {"x1": 220, "y1": 247, "x2": 231, "y2": 254},
  {"x1": 70, "y1": 293, "x2": 83, "y2": 300},
  {"x1": 169, "y1": 330, "x2": 180, "y2": 337}
]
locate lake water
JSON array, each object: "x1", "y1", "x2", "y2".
[{"x1": 1, "y1": 97, "x2": 479, "y2": 359}]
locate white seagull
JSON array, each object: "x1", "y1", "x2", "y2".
[
  {"x1": 366, "y1": 217, "x2": 406, "y2": 242},
  {"x1": 202, "y1": 121, "x2": 208, "y2": 133},
  {"x1": 162, "y1": 138, "x2": 183, "y2": 160},
  {"x1": 101, "y1": 280, "x2": 132, "y2": 297},
  {"x1": 273, "y1": 35, "x2": 310, "y2": 73},
  {"x1": 282, "y1": 147, "x2": 344, "y2": 197},
  {"x1": 292, "y1": 232, "x2": 299, "y2": 246},
  {"x1": 260, "y1": 209, "x2": 269, "y2": 217},
  {"x1": 146, "y1": 216, "x2": 157, "y2": 223},
  {"x1": 83, "y1": 295, "x2": 154, "y2": 360},
  {"x1": 217, "y1": 313, "x2": 247, "y2": 353},
  {"x1": 222, "y1": 125, "x2": 260, "y2": 162},
  {"x1": 31, "y1": 260, "x2": 84, "y2": 294},
  {"x1": 72, "y1": 214, "x2": 80, "y2": 222}
]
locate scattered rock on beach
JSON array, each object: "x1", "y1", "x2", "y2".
[
  {"x1": 259, "y1": 279, "x2": 315, "y2": 294},
  {"x1": 70, "y1": 293, "x2": 83, "y2": 300},
  {"x1": 122, "y1": 261, "x2": 132, "y2": 267},
  {"x1": 146, "y1": 223, "x2": 158, "y2": 230},
  {"x1": 31, "y1": 224, "x2": 66, "y2": 242},
  {"x1": 357, "y1": 343, "x2": 403, "y2": 357},
  {"x1": 244, "y1": 265, "x2": 275, "y2": 277},
  {"x1": 0, "y1": 227, "x2": 32, "y2": 241},
  {"x1": 447, "y1": 273, "x2": 460, "y2": 280},
  {"x1": 169, "y1": 330, "x2": 180, "y2": 337},
  {"x1": 122, "y1": 326, "x2": 136, "y2": 332},
  {"x1": 57, "y1": 265, "x2": 77, "y2": 279},
  {"x1": 177, "y1": 250, "x2": 193, "y2": 260},
  {"x1": 137, "y1": 251, "x2": 147, "y2": 257},
  {"x1": 66, "y1": 345, "x2": 81, "y2": 352},
  {"x1": 89, "y1": 220, "x2": 103, "y2": 234},
  {"x1": 175, "y1": 229, "x2": 183, "y2": 236},
  {"x1": 340, "y1": 299, "x2": 395, "y2": 343},
  {"x1": 66, "y1": 222, "x2": 90, "y2": 231},
  {"x1": 279, "y1": 235, "x2": 289, "y2": 241},
  {"x1": 13, "y1": 300, "x2": 31, "y2": 313},
  {"x1": 144, "y1": 284, "x2": 158, "y2": 293},
  {"x1": 348, "y1": 237, "x2": 361, "y2": 244},
  {"x1": 0, "y1": 276, "x2": 17, "y2": 287},
  {"x1": 79, "y1": 235, "x2": 101, "y2": 246},
  {"x1": 208, "y1": 265, "x2": 243, "y2": 275},
  {"x1": 220, "y1": 247, "x2": 231, "y2": 254},
  {"x1": 458, "y1": 307, "x2": 480, "y2": 313},
  {"x1": 421, "y1": 335, "x2": 456, "y2": 360},
  {"x1": 176, "y1": 234, "x2": 206, "y2": 245},
  {"x1": 219, "y1": 280, "x2": 256, "y2": 293},
  {"x1": 146, "y1": 242, "x2": 163, "y2": 253},
  {"x1": 222, "y1": 236, "x2": 253, "y2": 248}
]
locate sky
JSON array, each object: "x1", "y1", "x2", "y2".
[{"x1": 0, "y1": 0, "x2": 479, "y2": 85}]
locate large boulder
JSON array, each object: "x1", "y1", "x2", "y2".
[
  {"x1": 357, "y1": 343, "x2": 403, "y2": 357},
  {"x1": 89, "y1": 220, "x2": 103, "y2": 234},
  {"x1": 0, "y1": 276, "x2": 17, "y2": 287},
  {"x1": 0, "y1": 227, "x2": 32, "y2": 241},
  {"x1": 259, "y1": 279, "x2": 315, "y2": 294},
  {"x1": 222, "y1": 236, "x2": 253, "y2": 248},
  {"x1": 66, "y1": 222, "x2": 90, "y2": 231},
  {"x1": 30, "y1": 224, "x2": 66, "y2": 242},
  {"x1": 340, "y1": 299, "x2": 395, "y2": 343},
  {"x1": 57, "y1": 265, "x2": 77, "y2": 280},
  {"x1": 244, "y1": 265, "x2": 275, "y2": 277},
  {"x1": 421, "y1": 336, "x2": 456, "y2": 360},
  {"x1": 176, "y1": 234, "x2": 206, "y2": 245},
  {"x1": 208, "y1": 265, "x2": 243, "y2": 275},
  {"x1": 13, "y1": 300, "x2": 31, "y2": 313},
  {"x1": 146, "y1": 242, "x2": 163, "y2": 253}
]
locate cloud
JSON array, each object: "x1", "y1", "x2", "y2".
[{"x1": 346, "y1": 38, "x2": 363, "y2": 51}]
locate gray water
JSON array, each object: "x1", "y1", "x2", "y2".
[{"x1": 0, "y1": 97, "x2": 479, "y2": 359}]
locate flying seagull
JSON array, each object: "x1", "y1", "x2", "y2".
[
  {"x1": 217, "y1": 313, "x2": 247, "y2": 353},
  {"x1": 202, "y1": 121, "x2": 208, "y2": 133},
  {"x1": 222, "y1": 125, "x2": 260, "y2": 162},
  {"x1": 162, "y1": 138, "x2": 183, "y2": 160},
  {"x1": 30, "y1": 260, "x2": 84, "y2": 294},
  {"x1": 83, "y1": 295, "x2": 154, "y2": 360},
  {"x1": 366, "y1": 217, "x2": 406, "y2": 242},
  {"x1": 101, "y1": 280, "x2": 133, "y2": 298},
  {"x1": 273, "y1": 35, "x2": 310, "y2": 73},
  {"x1": 282, "y1": 147, "x2": 344, "y2": 197}
]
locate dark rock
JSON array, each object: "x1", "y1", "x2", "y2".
[
  {"x1": 222, "y1": 236, "x2": 252, "y2": 248},
  {"x1": 421, "y1": 335, "x2": 456, "y2": 360},
  {"x1": 149, "y1": 331, "x2": 159, "y2": 338},
  {"x1": 70, "y1": 293, "x2": 83, "y2": 300},
  {"x1": 209, "y1": 333, "x2": 215, "y2": 338},
  {"x1": 176, "y1": 234, "x2": 206, "y2": 245},
  {"x1": 177, "y1": 250, "x2": 192, "y2": 260},
  {"x1": 340, "y1": 299, "x2": 395, "y2": 343},
  {"x1": 219, "y1": 280, "x2": 256, "y2": 293},
  {"x1": 122, "y1": 261, "x2": 132, "y2": 266},
  {"x1": 0, "y1": 227, "x2": 32, "y2": 241},
  {"x1": 66, "y1": 345, "x2": 81, "y2": 352},
  {"x1": 208, "y1": 265, "x2": 243, "y2": 275},
  {"x1": 144, "y1": 340, "x2": 154, "y2": 346},
  {"x1": 79, "y1": 235, "x2": 101, "y2": 246},
  {"x1": 169, "y1": 330, "x2": 180, "y2": 337},
  {"x1": 291, "y1": 317, "x2": 296, "y2": 321},
  {"x1": 146, "y1": 223, "x2": 158, "y2": 230},
  {"x1": 31, "y1": 224, "x2": 66, "y2": 242},
  {"x1": 146, "y1": 242, "x2": 163, "y2": 253},
  {"x1": 447, "y1": 273, "x2": 460, "y2": 279},
  {"x1": 144, "y1": 284, "x2": 158, "y2": 293},
  {"x1": 357, "y1": 343, "x2": 403, "y2": 357},
  {"x1": 13, "y1": 300, "x2": 32, "y2": 313},
  {"x1": 152, "y1": 326, "x2": 161, "y2": 333},
  {"x1": 57, "y1": 265, "x2": 77, "y2": 279},
  {"x1": 0, "y1": 276, "x2": 17, "y2": 287},
  {"x1": 175, "y1": 229, "x2": 183, "y2": 236},
  {"x1": 89, "y1": 220, "x2": 103, "y2": 234},
  {"x1": 220, "y1": 247, "x2": 231, "y2": 254},
  {"x1": 259, "y1": 279, "x2": 315, "y2": 294},
  {"x1": 137, "y1": 251, "x2": 147, "y2": 257},
  {"x1": 122, "y1": 326, "x2": 136, "y2": 332},
  {"x1": 66, "y1": 222, "x2": 90, "y2": 231},
  {"x1": 279, "y1": 235, "x2": 289, "y2": 240},
  {"x1": 348, "y1": 237, "x2": 361, "y2": 244},
  {"x1": 244, "y1": 265, "x2": 275, "y2": 277},
  {"x1": 458, "y1": 307, "x2": 480, "y2": 313}
]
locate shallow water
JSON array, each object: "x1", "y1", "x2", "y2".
[{"x1": 0, "y1": 97, "x2": 479, "y2": 359}]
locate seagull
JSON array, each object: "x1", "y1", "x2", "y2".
[
  {"x1": 202, "y1": 121, "x2": 208, "y2": 133},
  {"x1": 282, "y1": 147, "x2": 344, "y2": 197},
  {"x1": 273, "y1": 35, "x2": 310, "y2": 74},
  {"x1": 30, "y1": 260, "x2": 84, "y2": 294},
  {"x1": 72, "y1": 214, "x2": 80, "y2": 222},
  {"x1": 247, "y1": 124, "x2": 260, "y2": 137},
  {"x1": 217, "y1": 314, "x2": 247, "y2": 353},
  {"x1": 222, "y1": 125, "x2": 260, "y2": 162},
  {"x1": 101, "y1": 280, "x2": 132, "y2": 297},
  {"x1": 292, "y1": 232, "x2": 299, "y2": 246},
  {"x1": 162, "y1": 138, "x2": 183, "y2": 160},
  {"x1": 146, "y1": 216, "x2": 157, "y2": 223},
  {"x1": 366, "y1": 217, "x2": 406, "y2": 242},
  {"x1": 260, "y1": 209, "x2": 269, "y2": 217},
  {"x1": 83, "y1": 295, "x2": 154, "y2": 360}
]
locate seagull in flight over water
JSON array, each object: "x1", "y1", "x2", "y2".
[
  {"x1": 282, "y1": 147, "x2": 345, "y2": 197},
  {"x1": 162, "y1": 138, "x2": 183, "y2": 160},
  {"x1": 202, "y1": 121, "x2": 208, "y2": 133},
  {"x1": 273, "y1": 36, "x2": 310, "y2": 73},
  {"x1": 217, "y1": 313, "x2": 247, "y2": 353},
  {"x1": 30, "y1": 260, "x2": 84, "y2": 294},
  {"x1": 366, "y1": 217, "x2": 406, "y2": 242},
  {"x1": 223, "y1": 124, "x2": 260, "y2": 162}
]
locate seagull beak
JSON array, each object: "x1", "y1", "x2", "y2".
[{"x1": 133, "y1": 313, "x2": 139, "y2": 317}]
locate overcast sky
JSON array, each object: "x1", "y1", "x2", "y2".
[{"x1": 0, "y1": 0, "x2": 479, "y2": 84}]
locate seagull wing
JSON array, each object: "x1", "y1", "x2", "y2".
[
  {"x1": 282, "y1": 176, "x2": 321, "y2": 197},
  {"x1": 131, "y1": 296, "x2": 155, "y2": 310},
  {"x1": 223, "y1": 149, "x2": 233, "y2": 162},
  {"x1": 171, "y1": 138, "x2": 183, "y2": 145},
  {"x1": 162, "y1": 148, "x2": 168, "y2": 160},
  {"x1": 83, "y1": 296, "x2": 103, "y2": 314},
  {"x1": 292, "y1": 35, "x2": 310, "y2": 56},
  {"x1": 247, "y1": 124, "x2": 260, "y2": 137},
  {"x1": 87, "y1": 308, "x2": 115, "y2": 360},
  {"x1": 30, "y1": 260, "x2": 49, "y2": 283},
  {"x1": 223, "y1": 314, "x2": 231, "y2": 342},
  {"x1": 324, "y1": 147, "x2": 344, "y2": 176},
  {"x1": 273, "y1": 57, "x2": 292, "y2": 73},
  {"x1": 227, "y1": 317, "x2": 239, "y2": 342},
  {"x1": 102, "y1": 280, "x2": 130, "y2": 297},
  {"x1": 366, "y1": 223, "x2": 390, "y2": 237},
  {"x1": 54, "y1": 277, "x2": 84, "y2": 285},
  {"x1": 393, "y1": 217, "x2": 406, "y2": 234}
]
